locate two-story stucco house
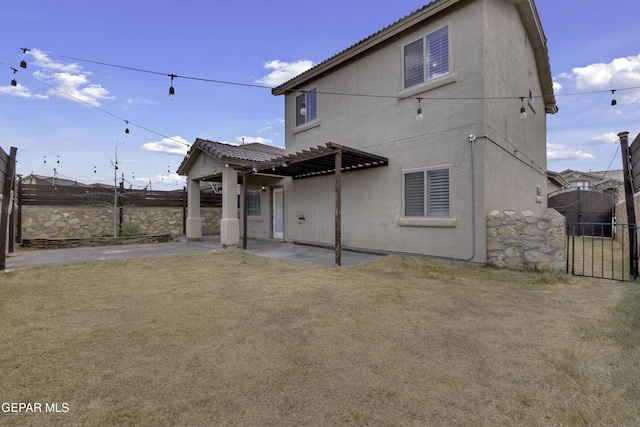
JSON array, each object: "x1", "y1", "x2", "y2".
[{"x1": 178, "y1": 0, "x2": 557, "y2": 264}]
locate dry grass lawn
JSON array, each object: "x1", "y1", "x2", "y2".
[{"x1": 1, "y1": 251, "x2": 639, "y2": 426}]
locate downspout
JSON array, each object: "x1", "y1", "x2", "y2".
[{"x1": 465, "y1": 134, "x2": 477, "y2": 261}]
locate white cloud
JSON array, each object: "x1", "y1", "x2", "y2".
[
  {"x1": 547, "y1": 142, "x2": 595, "y2": 161},
  {"x1": 590, "y1": 132, "x2": 619, "y2": 145},
  {"x1": 28, "y1": 48, "x2": 81, "y2": 73},
  {"x1": 255, "y1": 59, "x2": 315, "y2": 87},
  {"x1": 0, "y1": 82, "x2": 40, "y2": 98},
  {"x1": 552, "y1": 81, "x2": 562, "y2": 94},
  {"x1": 136, "y1": 173, "x2": 186, "y2": 187},
  {"x1": 141, "y1": 136, "x2": 190, "y2": 155},
  {"x1": 569, "y1": 55, "x2": 640, "y2": 103},
  {"x1": 22, "y1": 49, "x2": 112, "y2": 106}
]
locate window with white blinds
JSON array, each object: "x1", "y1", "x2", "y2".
[
  {"x1": 427, "y1": 169, "x2": 450, "y2": 217},
  {"x1": 296, "y1": 88, "x2": 317, "y2": 126},
  {"x1": 247, "y1": 190, "x2": 261, "y2": 216},
  {"x1": 404, "y1": 168, "x2": 450, "y2": 217},
  {"x1": 403, "y1": 26, "x2": 449, "y2": 89},
  {"x1": 404, "y1": 172, "x2": 425, "y2": 216}
]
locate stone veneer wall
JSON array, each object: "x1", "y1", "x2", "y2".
[
  {"x1": 487, "y1": 208, "x2": 566, "y2": 272},
  {"x1": 21, "y1": 206, "x2": 222, "y2": 239}
]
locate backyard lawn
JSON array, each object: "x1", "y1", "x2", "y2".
[{"x1": 1, "y1": 251, "x2": 639, "y2": 426}]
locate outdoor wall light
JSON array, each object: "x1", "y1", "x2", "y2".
[
  {"x1": 519, "y1": 97, "x2": 527, "y2": 119},
  {"x1": 416, "y1": 98, "x2": 424, "y2": 121},
  {"x1": 261, "y1": 184, "x2": 267, "y2": 191}
]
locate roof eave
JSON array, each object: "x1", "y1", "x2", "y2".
[
  {"x1": 272, "y1": 0, "x2": 457, "y2": 96},
  {"x1": 512, "y1": 0, "x2": 557, "y2": 113}
]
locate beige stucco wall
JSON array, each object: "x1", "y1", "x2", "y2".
[
  {"x1": 277, "y1": 0, "x2": 552, "y2": 263},
  {"x1": 481, "y1": 0, "x2": 548, "y2": 214}
]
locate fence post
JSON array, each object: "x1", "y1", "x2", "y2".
[
  {"x1": 182, "y1": 186, "x2": 187, "y2": 236},
  {"x1": 0, "y1": 147, "x2": 17, "y2": 271},
  {"x1": 619, "y1": 131, "x2": 638, "y2": 280}
]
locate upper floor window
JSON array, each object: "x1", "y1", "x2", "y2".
[
  {"x1": 296, "y1": 88, "x2": 317, "y2": 126},
  {"x1": 404, "y1": 26, "x2": 449, "y2": 89},
  {"x1": 570, "y1": 181, "x2": 590, "y2": 190},
  {"x1": 404, "y1": 168, "x2": 450, "y2": 217}
]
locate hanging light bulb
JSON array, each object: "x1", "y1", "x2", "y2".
[
  {"x1": 519, "y1": 97, "x2": 527, "y2": 119},
  {"x1": 416, "y1": 98, "x2": 424, "y2": 121},
  {"x1": 611, "y1": 90, "x2": 617, "y2": 106},
  {"x1": 300, "y1": 100, "x2": 307, "y2": 116},
  {"x1": 10, "y1": 67, "x2": 17, "y2": 86},
  {"x1": 168, "y1": 74, "x2": 176, "y2": 99},
  {"x1": 125, "y1": 120, "x2": 130, "y2": 136},
  {"x1": 19, "y1": 48, "x2": 29, "y2": 68}
]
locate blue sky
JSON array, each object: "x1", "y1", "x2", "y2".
[{"x1": 1, "y1": 0, "x2": 639, "y2": 190}]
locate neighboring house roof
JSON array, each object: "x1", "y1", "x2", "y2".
[
  {"x1": 177, "y1": 138, "x2": 285, "y2": 175},
  {"x1": 559, "y1": 169, "x2": 624, "y2": 184},
  {"x1": 22, "y1": 174, "x2": 112, "y2": 188},
  {"x1": 547, "y1": 170, "x2": 569, "y2": 188},
  {"x1": 272, "y1": 0, "x2": 557, "y2": 114}
]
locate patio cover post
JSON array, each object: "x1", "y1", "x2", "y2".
[
  {"x1": 242, "y1": 173, "x2": 248, "y2": 250},
  {"x1": 185, "y1": 178, "x2": 202, "y2": 241},
  {"x1": 221, "y1": 166, "x2": 240, "y2": 248}
]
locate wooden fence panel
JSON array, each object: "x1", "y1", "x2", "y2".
[{"x1": 19, "y1": 184, "x2": 221, "y2": 208}]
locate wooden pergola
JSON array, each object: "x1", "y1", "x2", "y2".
[{"x1": 239, "y1": 142, "x2": 389, "y2": 266}]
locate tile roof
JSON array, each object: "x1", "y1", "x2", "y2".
[
  {"x1": 177, "y1": 139, "x2": 285, "y2": 175},
  {"x1": 192, "y1": 139, "x2": 284, "y2": 162}
]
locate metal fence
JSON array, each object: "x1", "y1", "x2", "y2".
[{"x1": 566, "y1": 222, "x2": 637, "y2": 281}]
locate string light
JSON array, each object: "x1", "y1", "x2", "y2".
[
  {"x1": 611, "y1": 89, "x2": 617, "y2": 106},
  {"x1": 519, "y1": 97, "x2": 527, "y2": 119},
  {"x1": 20, "y1": 48, "x2": 29, "y2": 69},
  {"x1": 125, "y1": 120, "x2": 130, "y2": 136},
  {"x1": 10, "y1": 67, "x2": 17, "y2": 86},
  {"x1": 168, "y1": 73, "x2": 176, "y2": 99},
  {"x1": 416, "y1": 98, "x2": 424, "y2": 121}
]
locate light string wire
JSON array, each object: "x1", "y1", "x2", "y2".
[
  {"x1": 0, "y1": 59, "x2": 191, "y2": 148},
  {"x1": 0, "y1": 50, "x2": 636, "y2": 183},
  {"x1": 6, "y1": 49, "x2": 640, "y2": 101}
]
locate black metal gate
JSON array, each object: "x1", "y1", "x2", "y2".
[
  {"x1": 566, "y1": 222, "x2": 637, "y2": 281},
  {"x1": 549, "y1": 188, "x2": 615, "y2": 237}
]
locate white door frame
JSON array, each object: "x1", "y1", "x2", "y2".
[{"x1": 272, "y1": 188, "x2": 284, "y2": 239}]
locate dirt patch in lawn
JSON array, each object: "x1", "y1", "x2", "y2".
[{"x1": 1, "y1": 252, "x2": 638, "y2": 426}]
